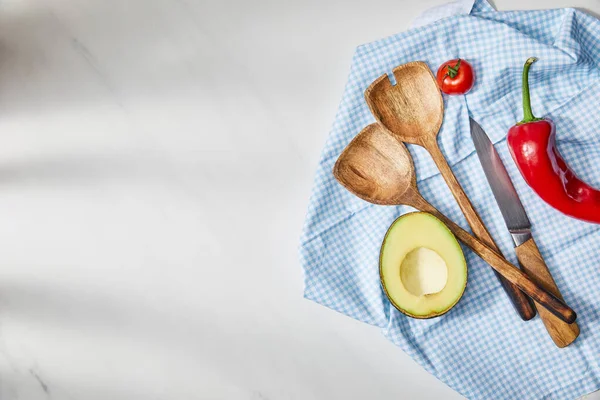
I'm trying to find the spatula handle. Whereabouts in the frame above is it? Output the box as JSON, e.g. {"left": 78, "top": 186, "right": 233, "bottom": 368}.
{"left": 413, "top": 196, "right": 577, "bottom": 324}
{"left": 426, "top": 141, "right": 536, "bottom": 321}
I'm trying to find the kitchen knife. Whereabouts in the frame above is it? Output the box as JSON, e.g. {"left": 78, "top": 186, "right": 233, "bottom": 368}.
{"left": 469, "top": 118, "right": 579, "bottom": 347}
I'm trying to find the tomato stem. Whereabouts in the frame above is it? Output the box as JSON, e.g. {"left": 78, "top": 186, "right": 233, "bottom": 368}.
{"left": 520, "top": 57, "right": 542, "bottom": 124}
{"left": 447, "top": 59, "right": 461, "bottom": 78}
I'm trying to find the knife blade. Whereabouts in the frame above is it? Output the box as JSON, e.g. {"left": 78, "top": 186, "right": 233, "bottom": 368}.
{"left": 469, "top": 118, "right": 532, "bottom": 247}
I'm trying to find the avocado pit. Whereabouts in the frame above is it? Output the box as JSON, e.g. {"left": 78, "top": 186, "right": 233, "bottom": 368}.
{"left": 400, "top": 247, "right": 448, "bottom": 297}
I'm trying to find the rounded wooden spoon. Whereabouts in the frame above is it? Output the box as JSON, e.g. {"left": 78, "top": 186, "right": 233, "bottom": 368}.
{"left": 333, "top": 123, "right": 576, "bottom": 324}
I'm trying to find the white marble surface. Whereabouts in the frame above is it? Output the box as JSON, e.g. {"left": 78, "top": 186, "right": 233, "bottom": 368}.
{"left": 0, "top": 0, "right": 599, "bottom": 399}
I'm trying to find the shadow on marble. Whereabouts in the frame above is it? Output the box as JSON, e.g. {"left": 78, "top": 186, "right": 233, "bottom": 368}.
{"left": 0, "top": 153, "right": 172, "bottom": 186}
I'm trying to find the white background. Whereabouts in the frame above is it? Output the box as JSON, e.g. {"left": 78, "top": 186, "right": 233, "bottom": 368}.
{"left": 0, "top": 0, "right": 598, "bottom": 399}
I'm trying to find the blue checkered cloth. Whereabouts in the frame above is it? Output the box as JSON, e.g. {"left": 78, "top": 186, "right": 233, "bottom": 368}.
{"left": 299, "top": 0, "right": 600, "bottom": 398}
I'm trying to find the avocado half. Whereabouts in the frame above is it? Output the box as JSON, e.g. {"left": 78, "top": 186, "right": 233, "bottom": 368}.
{"left": 380, "top": 212, "right": 468, "bottom": 319}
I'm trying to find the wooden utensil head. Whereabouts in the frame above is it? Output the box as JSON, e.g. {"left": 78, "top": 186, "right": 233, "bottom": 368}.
{"left": 333, "top": 123, "right": 419, "bottom": 206}
{"left": 365, "top": 62, "right": 443, "bottom": 146}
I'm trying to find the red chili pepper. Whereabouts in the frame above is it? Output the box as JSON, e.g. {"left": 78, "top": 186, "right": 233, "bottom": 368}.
{"left": 507, "top": 57, "right": 600, "bottom": 224}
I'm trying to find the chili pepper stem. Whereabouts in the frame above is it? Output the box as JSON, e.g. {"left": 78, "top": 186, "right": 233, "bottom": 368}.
{"left": 519, "top": 57, "right": 542, "bottom": 124}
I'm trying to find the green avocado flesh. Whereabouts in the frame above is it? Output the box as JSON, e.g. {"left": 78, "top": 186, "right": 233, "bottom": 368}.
{"left": 380, "top": 212, "right": 467, "bottom": 318}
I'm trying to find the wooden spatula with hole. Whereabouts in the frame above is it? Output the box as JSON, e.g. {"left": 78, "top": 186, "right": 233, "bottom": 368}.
{"left": 333, "top": 123, "right": 576, "bottom": 324}
{"left": 365, "top": 61, "right": 536, "bottom": 322}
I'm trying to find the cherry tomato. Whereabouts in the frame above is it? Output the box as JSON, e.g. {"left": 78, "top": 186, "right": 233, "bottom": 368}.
{"left": 436, "top": 59, "right": 474, "bottom": 95}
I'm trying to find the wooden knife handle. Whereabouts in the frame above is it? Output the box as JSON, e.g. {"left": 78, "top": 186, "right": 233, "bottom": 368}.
{"left": 515, "top": 238, "right": 579, "bottom": 347}
{"left": 428, "top": 143, "right": 536, "bottom": 321}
